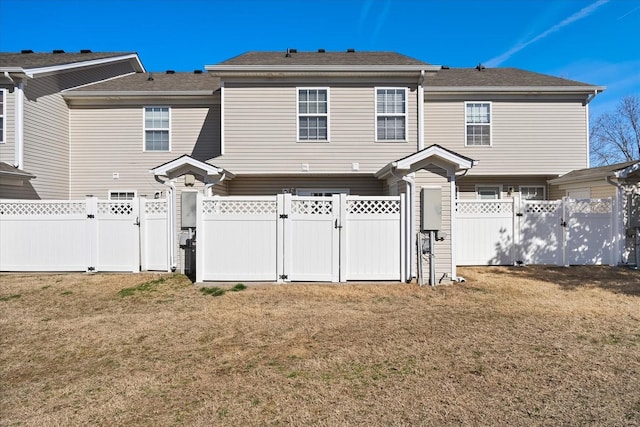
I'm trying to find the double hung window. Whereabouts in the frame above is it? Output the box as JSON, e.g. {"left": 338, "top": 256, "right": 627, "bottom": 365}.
{"left": 298, "top": 89, "right": 328, "bottom": 141}
{"left": 519, "top": 186, "right": 545, "bottom": 200}
{"left": 376, "top": 88, "right": 407, "bottom": 141}
{"left": 465, "top": 102, "right": 491, "bottom": 146}
{"left": 144, "top": 107, "right": 170, "bottom": 151}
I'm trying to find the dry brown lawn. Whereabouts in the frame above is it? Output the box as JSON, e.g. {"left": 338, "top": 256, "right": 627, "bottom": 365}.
{"left": 1, "top": 266, "right": 639, "bottom": 426}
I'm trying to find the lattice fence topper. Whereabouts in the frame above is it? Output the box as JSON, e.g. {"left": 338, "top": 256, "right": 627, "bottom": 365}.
{"left": 97, "top": 201, "right": 134, "bottom": 216}
{"left": 456, "top": 201, "right": 513, "bottom": 215}
{"left": 144, "top": 200, "right": 168, "bottom": 215}
{"left": 347, "top": 199, "right": 400, "bottom": 215}
{"left": 524, "top": 201, "right": 561, "bottom": 214}
{"left": 202, "top": 199, "right": 277, "bottom": 215}
{"left": 0, "top": 201, "right": 86, "bottom": 216}
{"left": 568, "top": 199, "right": 612, "bottom": 215}
{"left": 291, "top": 199, "right": 333, "bottom": 215}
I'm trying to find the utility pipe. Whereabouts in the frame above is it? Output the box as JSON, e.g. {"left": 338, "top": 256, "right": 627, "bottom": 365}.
{"left": 417, "top": 70, "right": 425, "bottom": 151}
{"left": 14, "top": 81, "right": 24, "bottom": 169}
{"left": 401, "top": 173, "right": 416, "bottom": 282}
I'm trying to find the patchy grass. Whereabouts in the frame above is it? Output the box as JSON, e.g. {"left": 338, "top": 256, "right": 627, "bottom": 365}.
{"left": 1, "top": 267, "right": 639, "bottom": 426}
{"left": 200, "top": 283, "right": 247, "bottom": 297}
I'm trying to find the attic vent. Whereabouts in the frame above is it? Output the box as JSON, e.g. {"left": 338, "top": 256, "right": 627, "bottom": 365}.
{"left": 285, "top": 48, "right": 297, "bottom": 57}
{"left": 441, "top": 65, "right": 450, "bottom": 70}
{"left": 80, "top": 49, "right": 92, "bottom": 54}
{"left": 193, "top": 70, "right": 203, "bottom": 74}
{"left": 21, "top": 50, "right": 33, "bottom": 54}
{"left": 147, "top": 72, "right": 154, "bottom": 81}
{"left": 52, "top": 49, "right": 65, "bottom": 54}
{"left": 476, "top": 63, "right": 486, "bottom": 71}
{"left": 347, "top": 48, "right": 355, "bottom": 53}
{"left": 318, "top": 48, "right": 325, "bottom": 53}
{"left": 166, "top": 70, "right": 175, "bottom": 74}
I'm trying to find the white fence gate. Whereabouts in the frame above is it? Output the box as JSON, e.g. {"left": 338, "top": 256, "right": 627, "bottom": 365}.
{"left": 0, "top": 197, "right": 169, "bottom": 272}
{"left": 456, "top": 197, "right": 616, "bottom": 266}
{"left": 196, "top": 193, "right": 405, "bottom": 282}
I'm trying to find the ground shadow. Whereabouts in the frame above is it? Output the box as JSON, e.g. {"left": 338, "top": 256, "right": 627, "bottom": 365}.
{"left": 487, "top": 265, "right": 640, "bottom": 297}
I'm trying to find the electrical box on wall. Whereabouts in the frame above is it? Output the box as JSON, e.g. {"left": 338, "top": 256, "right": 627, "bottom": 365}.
{"left": 421, "top": 187, "right": 442, "bottom": 231}
{"left": 181, "top": 192, "right": 197, "bottom": 228}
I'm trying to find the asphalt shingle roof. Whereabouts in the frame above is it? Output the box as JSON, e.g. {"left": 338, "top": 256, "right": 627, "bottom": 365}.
{"left": 0, "top": 51, "right": 136, "bottom": 69}
{"left": 216, "top": 51, "right": 429, "bottom": 66}
{"left": 424, "top": 67, "right": 595, "bottom": 87}
{"left": 550, "top": 161, "right": 639, "bottom": 183}
{"left": 71, "top": 71, "right": 220, "bottom": 92}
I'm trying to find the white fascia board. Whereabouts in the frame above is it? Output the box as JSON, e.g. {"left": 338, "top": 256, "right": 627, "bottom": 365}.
{"left": 424, "top": 86, "right": 606, "bottom": 94}
{"left": 395, "top": 147, "right": 475, "bottom": 170}
{"left": 206, "top": 65, "right": 441, "bottom": 72}
{"left": 150, "top": 156, "right": 223, "bottom": 178}
{"left": 22, "top": 54, "right": 145, "bottom": 78}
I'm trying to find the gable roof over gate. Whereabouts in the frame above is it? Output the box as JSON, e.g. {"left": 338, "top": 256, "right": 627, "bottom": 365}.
{"left": 375, "top": 145, "right": 476, "bottom": 179}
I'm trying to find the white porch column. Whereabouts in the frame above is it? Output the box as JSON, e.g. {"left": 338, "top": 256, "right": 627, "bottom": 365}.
{"left": 14, "top": 81, "right": 24, "bottom": 169}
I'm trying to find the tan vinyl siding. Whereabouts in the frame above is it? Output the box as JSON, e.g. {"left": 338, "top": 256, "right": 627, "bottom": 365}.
{"left": 69, "top": 104, "right": 221, "bottom": 199}
{"left": 456, "top": 176, "right": 552, "bottom": 199}
{"left": 227, "top": 175, "right": 384, "bottom": 196}
{"left": 425, "top": 98, "right": 588, "bottom": 176}
{"left": 19, "top": 61, "right": 138, "bottom": 199}
{"left": 0, "top": 89, "right": 14, "bottom": 163}
{"left": 589, "top": 184, "right": 616, "bottom": 199}
{"left": 414, "top": 167, "right": 452, "bottom": 281}
{"left": 219, "top": 81, "right": 418, "bottom": 174}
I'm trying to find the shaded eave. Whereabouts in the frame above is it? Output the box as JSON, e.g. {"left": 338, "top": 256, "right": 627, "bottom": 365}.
{"left": 63, "top": 90, "right": 217, "bottom": 102}
{"left": 0, "top": 162, "right": 35, "bottom": 179}
{"left": 424, "top": 85, "right": 605, "bottom": 94}
{"left": 375, "top": 145, "right": 476, "bottom": 179}
{"left": 1, "top": 53, "right": 145, "bottom": 79}
{"left": 150, "top": 155, "right": 235, "bottom": 180}
{"left": 548, "top": 161, "right": 640, "bottom": 185}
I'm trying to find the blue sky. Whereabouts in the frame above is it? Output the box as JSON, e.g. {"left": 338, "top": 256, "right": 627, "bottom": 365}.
{"left": 1, "top": 0, "right": 638, "bottom": 117}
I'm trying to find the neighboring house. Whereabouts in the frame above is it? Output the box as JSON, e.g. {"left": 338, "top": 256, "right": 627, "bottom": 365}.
{"left": 0, "top": 49, "right": 605, "bottom": 280}
{"left": 0, "top": 50, "right": 144, "bottom": 199}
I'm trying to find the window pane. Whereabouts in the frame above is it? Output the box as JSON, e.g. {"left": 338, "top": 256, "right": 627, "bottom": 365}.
{"left": 0, "top": 117, "right": 3, "bottom": 142}
{"left": 145, "top": 130, "right": 169, "bottom": 151}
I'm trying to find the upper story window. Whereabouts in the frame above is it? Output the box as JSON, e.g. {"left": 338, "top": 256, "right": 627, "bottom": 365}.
{"left": 298, "top": 88, "right": 328, "bottom": 141}
{"left": 144, "top": 107, "right": 170, "bottom": 151}
{"left": 520, "top": 186, "right": 545, "bottom": 200}
{"left": 0, "top": 89, "right": 5, "bottom": 144}
{"left": 465, "top": 102, "right": 491, "bottom": 146}
{"left": 376, "top": 88, "right": 407, "bottom": 141}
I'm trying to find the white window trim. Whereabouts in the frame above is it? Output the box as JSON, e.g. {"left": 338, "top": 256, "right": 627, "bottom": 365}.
{"left": 296, "top": 188, "right": 349, "bottom": 196}
{"left": 375, "top": 87, "right": 408, "bottom": 142}
{"left": 0, "top": 88, "right": 5, "bottom": 144}
{"left": 464, "top": 101, "right": 492, "bottom": 147}
{"left": 108, "top": 190, "right": 137, "bottom": 200}
{"left": 519, "top": 185, "right": 546, "bottom": 200}
{"left": 143, "top": 106, "right": 171, "bottom": 152}
{"left": 296, "top": 87, "right": 330, "bottom": 142}
{"left": 475, "top": 184, "right": 502, "bottom": 199}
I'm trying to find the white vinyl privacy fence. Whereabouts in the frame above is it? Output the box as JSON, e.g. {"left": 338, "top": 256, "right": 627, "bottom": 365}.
{"left": 196, "top": 193, "right": 405, "bottom": 282}
{"left": 456, "top": 197, "right": 618, "bottom": 266}
{"left": 0, "top": 197, "right": 169, "bottom": 272}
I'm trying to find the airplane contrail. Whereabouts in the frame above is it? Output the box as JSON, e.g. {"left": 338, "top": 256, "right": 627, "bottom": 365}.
{"left": 485, "top": 0, "right": 610, "bottom": 67}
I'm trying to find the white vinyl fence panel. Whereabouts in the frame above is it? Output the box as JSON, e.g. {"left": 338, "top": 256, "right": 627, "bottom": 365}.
{"left": 0, "top": 200, "right": 89, "bottom": 271}
{"left": 0, "top": 197, "right": 167, "bottom": 272}
{"left": 344, "top": 196, "right": 404, "bottom": 281}
{"left": 196, "top": 193, "right": 404, "bottom": 283}
{"left": 197, "top": 196, "right": 279, "bottom": 281}
{"left": 456, "top": 197, "right": 616, "bottom": 266}
{"left": 455, "top": 200, "right": 514, "bottom": 266}
{"left": 140, "top": 198, "right": 169, "bottom": 271}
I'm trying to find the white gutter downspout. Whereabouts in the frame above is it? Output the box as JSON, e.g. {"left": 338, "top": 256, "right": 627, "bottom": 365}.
{"left": 401, "top": 173, "right": 416, "bottom": 282}
{"left": 417, "top": 70, "right": 425, "bottom": 151}
{"left": 155, "top": 175, "right": 177, "bottom": 272}
{"left": 204, "top": 171, "right": 226, "bottom": 196}
{"left": 14, "top": 80, "right": 25, "bottom": 169}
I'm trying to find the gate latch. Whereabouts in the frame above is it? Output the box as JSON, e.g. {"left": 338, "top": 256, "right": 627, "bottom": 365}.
{"left": 334, "top": 219, "right": 342, "bottom": 229}
{"left": 560, "top": 219, "right": 567, "bottom": 227}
